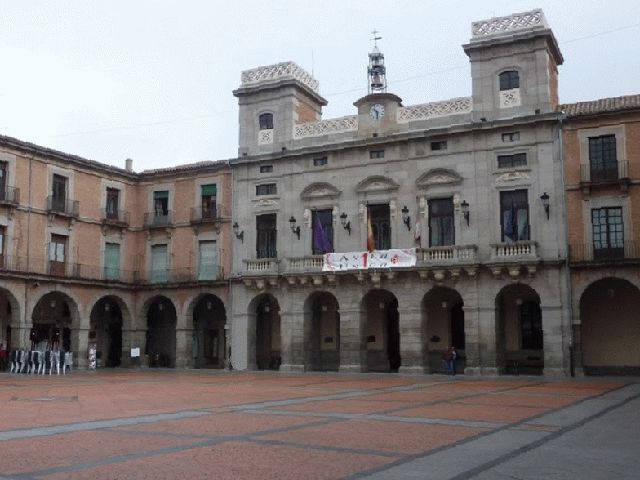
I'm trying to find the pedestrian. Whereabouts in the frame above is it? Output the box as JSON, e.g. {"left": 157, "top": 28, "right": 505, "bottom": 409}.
{"left": 0, "top": 342, "right": 6, "bottom": 371}
{"left": 442, "top": 346, "right": 457, "bottom": 376}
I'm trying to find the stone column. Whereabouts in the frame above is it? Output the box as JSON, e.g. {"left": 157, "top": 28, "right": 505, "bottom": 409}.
{"left": 571, "top": 321, "right": 584, "bottom": 376}
{"left": 175, "top": 327, "right": 193, "bottom": 368}
{"left": 280, "top": 309, "right": 305, "bottom": 373}
{"left": 232, "top": 312, "right": 251, "bottom": 371}
{"left": 10, "top": 322, "right": 32, "bottom": 350}
{"left": 398, "top": 306, "right": 425, "bottom": 374}
{"left": 339, "top": 307, "right": 364, "bottom": 372}
{"left": 71, "top": 327, "right": 90, "bottom": 369}
{"left": 462, "top": 305, "right": 481, "bottom": 375}
{"left": 541, "top": 305, "right": 566, "bottom": 377}
{"left": 477, "top": 305, "right": 499, "bottom": 375}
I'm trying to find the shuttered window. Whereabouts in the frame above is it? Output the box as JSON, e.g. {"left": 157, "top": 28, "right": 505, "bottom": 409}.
{"left": 198, "top": 241, "right": 218, "bottom": 280}
{"left": 151, "top": 244, "right": 168, "bottom": 283}
{"left": 104, "top": 243, "right": 120, "bottom": 280}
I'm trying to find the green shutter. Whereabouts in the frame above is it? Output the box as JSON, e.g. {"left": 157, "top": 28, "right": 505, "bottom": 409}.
{"left": 151, "top": 244, "right": 168, "bottom": 283}
{"left": 198, "top": 241, "right": 217, "bottom": 280}
{"left": 105, "top": 243, "right": 120, "bottom": 280}
{"left": 153, "top": 190, "right": 169, "bottom": 200}
{"left": 201, "top": 184, "right": 217, "bottom": 196}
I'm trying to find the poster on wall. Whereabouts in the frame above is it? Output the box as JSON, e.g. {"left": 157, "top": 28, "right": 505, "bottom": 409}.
{"left": 88, "top": 342, "right": 97, "bottom": 370}
{"left": 323, "top": 248, "right": 416, "bottom": 272}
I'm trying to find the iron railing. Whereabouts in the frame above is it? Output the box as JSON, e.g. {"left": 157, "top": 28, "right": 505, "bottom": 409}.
{"left": 46, "top": 196, "right": 79, "bottom": 217}
{"left": 580, "top": 160, "right": 629, "bottom": 183}
{"left": 134, "top": 266, "right": 225, "bottom": 284}
{"left": 102, "top": 208, "right": 130, "bottom": 225}
{"left": 190, "top": 203, "right": 229, "bottom": 223}
{"left": 569, "top": 241, "right": 640, "bottom": 263}
{"left": 143, "top": 210, "right": 174, "bottom": 228}
{"left": 0, "top": 185, "right": 20, "bottom": 205}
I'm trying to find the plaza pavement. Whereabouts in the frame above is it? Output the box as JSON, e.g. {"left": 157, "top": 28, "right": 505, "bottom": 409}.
{"left": 0, "top": 370, "right": 637, "bottom": 479}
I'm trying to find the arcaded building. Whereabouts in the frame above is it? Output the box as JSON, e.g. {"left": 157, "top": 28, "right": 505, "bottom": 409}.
{"left": 229, "top": 9, "right": 571, "bottom": 376}
{"left": 562, "top": 95, "right": 640, "bottom": 375}
{"left": 0, "top": 138, "right": 232, "bottom": 369}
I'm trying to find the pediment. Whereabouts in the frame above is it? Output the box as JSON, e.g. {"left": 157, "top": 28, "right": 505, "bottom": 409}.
{"left": 495, "top": 171, "right": 531, "bottom": 184}
{"left": 300, "top": 182, "right": 341, "bottom": 200}
{"left": 416, "top": 169, "right": 462, "bottom": 189}
{"left": 356, "top": 176, "right": 399, "bottom": 194}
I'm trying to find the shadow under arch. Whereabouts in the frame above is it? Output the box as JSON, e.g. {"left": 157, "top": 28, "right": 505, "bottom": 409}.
{"left": 190, "top": 293, "right": 227, "bottom": 369}
{"left": 495, "top": 283, "right": 543, "bottom": 375}
{"left": 422, "top": 286, "right": 464, "bottom": 373}
{"left": 31, "top": 291, "right": 81, "bottom": 352}
{"left": 303, "top": 291, "right": 340, "bottom": 372}
{"left": 0, "top": 286, "right": 20, "bottom": 350}
{"left": 89, "top": 295, "right": 131, "bottom": 367}
{"left": 361, "top": 289, "right": 400, "bottom": 372}
{"left": 248, "top": 293, "right": 280, "bottom": 371}
{"left": 145, "top": 295, "right": 177, "bottom": 368}
{"left": 579, "top": 277, "right": 640, "bottom": 375}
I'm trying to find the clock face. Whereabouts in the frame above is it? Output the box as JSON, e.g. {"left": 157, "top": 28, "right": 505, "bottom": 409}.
{"left": 369, "top": 103, "right": 385, "bottom": 120}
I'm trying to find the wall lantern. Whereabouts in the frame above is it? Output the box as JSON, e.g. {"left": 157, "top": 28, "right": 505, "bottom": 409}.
{"left": 232, "top": 222, "right": 244, "bottom": 243}
{"left": 540, "top": 192, "right": 550, "bottom": 219}
{"left": 289, "top": 216, "right": 301, "bottom": 240}
{"left": 401, "top": 205, "right": 411, "bottom": 231}
{"left": 104, "top": 302, "right": 111, "bottom": 312}
{"left": 264, "top": 302, "right": 271, "bottom": 313}
{"left": 339, "top": 212, "right": 351, "bottom": 235}
{"left": 461, "top": 200, "right": 470, "bottom": 226}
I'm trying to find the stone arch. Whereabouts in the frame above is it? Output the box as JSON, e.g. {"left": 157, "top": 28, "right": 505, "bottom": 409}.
{"left": 579, "top": 277, "right": 640, "bottom": 375}
{"left": 572, "top": 271, "right": 640, "bottom": 318}
{"left": 189, "top": 293, "right": 227, "bottom": 369}
{"left": 422, "top": 286, "right": 464, "bottom": 373}
{"left": 86, "top": 292, "right": 133, "bottom": 331}
{"left": 495, "top": 283, "right": 543, "bottom": 375}
{"left": 0, "top": 285, "right": 21, "bottom": 350}
{"left": 303, "top": 291, "right": 340, "bottom": 371}
{"left": 248, "top": 293, "right": 281, "bottom": 370}
{"left": 89, "top": 295, "right": 129, "bottom": 368}
{"left": 144, "top": 295, "right": 177, "bottom": 368}
{"left": 30, "top": 290, "right": 81, "bottom": 353}
{"left": 361, "top": 289, "right": 400, "bottom": 372}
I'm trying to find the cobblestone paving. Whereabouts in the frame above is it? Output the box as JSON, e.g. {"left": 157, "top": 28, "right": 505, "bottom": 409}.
{"left": 0, "top": 371, "right": 629, "bottom": 479}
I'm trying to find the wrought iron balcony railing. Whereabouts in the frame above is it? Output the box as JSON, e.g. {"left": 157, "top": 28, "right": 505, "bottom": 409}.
{"left": 190, "top": 203, "right": 229, "bottom": 223}
{"left": 580, "top": 160, "right": 629, "bottom": 184}
{"left": 0, "top": 185, "right": 20, "bottom": 205}
{"left": 143, "top": 210, "right": 174, "bottom": 228}
{"left": 134, "top": 266, "right": 225, "bottom": 284}
{"left": 102, "top": 208, "right": 130, "bottom": 226}
{"left": 569, "top": 241, "right": 640, "bottom": 263}
{"left": 47, "top": 196, "right": 79, "bottom": 217}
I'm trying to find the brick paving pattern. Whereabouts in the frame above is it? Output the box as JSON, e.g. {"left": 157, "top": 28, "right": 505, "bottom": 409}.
{"left": 0, "top": 371, "right": 624, "bottom": 479}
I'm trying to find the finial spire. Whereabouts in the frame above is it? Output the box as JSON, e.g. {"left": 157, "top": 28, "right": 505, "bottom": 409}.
{"left": 368, "top": 30, "right": 386, "bottom": 93}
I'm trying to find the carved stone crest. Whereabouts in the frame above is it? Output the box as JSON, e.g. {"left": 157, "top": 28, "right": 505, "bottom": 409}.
{"left": 356, "top": 175, "right": 399, "bottom": 193}
{"left": 416, "top": 169, "right": 463, "bottom": 189}
{"left": 300, "top": 182, "right": 341, "bottom": 200}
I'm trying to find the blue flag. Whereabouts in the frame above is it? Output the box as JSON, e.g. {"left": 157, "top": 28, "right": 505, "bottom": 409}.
{"left": 313, "top": 216, "right": 332, "bottom": 254}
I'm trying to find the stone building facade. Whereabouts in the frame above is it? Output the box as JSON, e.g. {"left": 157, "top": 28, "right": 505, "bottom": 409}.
{"left": 562, "top": 95, "right": 640, "bottom": 375}
{"left": 0, "top": 138, "right": 232, "bottom": 369}
{"left": 229, "top": 9, "right": 571, "bottom": 376}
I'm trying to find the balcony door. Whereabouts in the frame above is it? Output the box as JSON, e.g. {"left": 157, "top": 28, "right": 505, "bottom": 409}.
{"left": 0, "top": 225, "right": 5, "bottom": 268}
{"left": 151, "top": 244, "right": 168, "bottom": 282}
{"left": 106, "top": 188, "right": 120, "bottom": 220}
{"left": 52, "top": 174, "right": 67, "bottom": 212}
{"left": 49, "top": 234, "right": 67, "bottom": 276}
{"left": 200, "top": 185, "right": 217, "bottom": 220}
{"left": 500, "top": 190, "right": 529, "bottom": 242}
{"left": 589, "top": 135, "right": 617, "bottom": 182}
{"left": 0, "top": 162, "right": 7, "bottom": 200}
{"left": 592, "top": 207, "right": 624, "bottom": 260}
{"left": 368, "top": 204, "right": 391, "bottom": 250}
{"left": 428, "top": 198, "right": 454, "bottom": 247}
{"left": 104, "top": 243, "right": 121, "bottom": 280}
{"left": 256, "top": 214, "right": 277, "bottom": 259}
{"left": 198, "top": 240, "right": 218, "bottom": 280}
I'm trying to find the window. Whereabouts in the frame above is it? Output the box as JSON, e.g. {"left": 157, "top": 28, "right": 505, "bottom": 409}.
{"left": 428, "top": 198, "right": 454, "bottom": 247}
{"left": 198, "top": 240, "right": 218, "bottom": 280}
{"left": 151, "top": 244, "right": 168, "bottom": 283}
{"left": 259, "top": 113, "right": 273, "bottom": 130}
{"left": 589, "top": 135, "right": 617, "bottom": 181}
{"left": 369, "top": 150, "right": 385, "bottom": 159}
{"left": 592, "top": 207, "right": 624, "bottom": 260}
{"left": 430, "top": 141, "right": 447, "bottom": 151}
{"left": 0, "top": 161, "right": 7, "bottom": 199}
{"left": 500, "top": 190, "right": 529, "bottom": 242}
{"left": 106, "top": 188, "right": 120, "bottom": 220}
{"left": 0, "top": 225, "right": 5, "bottom": 267}
{"left": 368, "top": 204, "right": 391, "bottom": 250}
{"left": 259, "top": 165, "right": 273, "bottom": 173}
{"left": 200, "top": 184, "right": 217, "bottom": 219}
{"left": 313, "top": 156, "right": 328, "bottom": 166}
{"left": 502, "top": 132, "right": 520, "bottom": 142}
{"left": 497, "top": 153, "right": 527, "bottom": 169}
{"left": 499, "top": 70, "right": 520, "bottom": 90}
{"left": 49, "top": 234, "right": 67, "bottom": 276}
{"left": 51, "top": 174, "right": 67, "bottom": 212}
{"left": 104, "top": 243, "right": 120, "bottom": 280}
{"left": 520, "top": 301, "right": 543, "bottom": 350}
{"left": 311, "top": 209, "right": 334, "bottom": 254}
{"left": 256, "top": 214, "right": 277, "bottom": 258}
{"left": 256, "top": 183, "right": 277, "bottom": 196}
{"left": 153, "top": 191, "right": 169, "bottom": 223}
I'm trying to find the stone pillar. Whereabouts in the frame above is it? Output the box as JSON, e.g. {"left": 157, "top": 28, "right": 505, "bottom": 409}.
{"left": 121, "top": 328, "right": 143, "bottom": 367}
{"left": 280, "top": 309, "right": 305, "bottom": 373}
{"left": 398, "top": 306, "right": 425, "bottom": 374}
{"left": 339, "top": 307, "right": 364, "bottom": 372}
{"left": 462, "top": 305, "right": 481, "bottom": 375}
{"left": 571, "top": 321, "right": 584, "bottom": 376}
{"left": 541, "top": 305, "right": 566, "bottom": 377}
{"left": 477, "top": 305, "right": 499, "bottom": 375}
{"left": 232, "top": 312, "right": 251, "bottom": 370}
{"left": 10, "top": 323, "right": 32, "bottom": 350}
{"left": 175, "top": 327, "right": 192, "bottom": 368}
{"left": 71, "top": 327, "right": 90, "bottom": 369}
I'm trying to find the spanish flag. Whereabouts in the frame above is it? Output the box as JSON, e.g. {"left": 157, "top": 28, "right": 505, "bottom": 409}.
{"left": 367, "top": 212, "right": 375, "bottom": 252}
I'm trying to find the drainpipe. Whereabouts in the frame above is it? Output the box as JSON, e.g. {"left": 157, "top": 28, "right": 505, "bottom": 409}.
{"left": 226, "top": 162, "right": 234, "bottom": 370}
{"left": 558, "top": 113, "right": 575, "bottom": 377}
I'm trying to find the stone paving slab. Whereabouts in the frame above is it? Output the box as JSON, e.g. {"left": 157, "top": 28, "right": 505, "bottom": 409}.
{"left": 0, "top": 371, "right": 631, "bottom": 480}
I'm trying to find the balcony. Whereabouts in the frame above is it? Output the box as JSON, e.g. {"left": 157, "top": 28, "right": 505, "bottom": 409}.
{"left": 285, "top": 256, "right": 324, "bottom": 273}
{"left": 133, "top": 266, "right": 225, "bottom": 284}
{"left": 47, "top": 260, "right": 80, "bottom": 277}
{"left": 101, "top": 208, "right": 130, "bottom": 227}
{"left": 569, "top": 241, "right": 640, "bottom": 265}
{"left": 491, "top": 241, "right": 538, "bottom": 261}
{"left": 580, "top": 160, "right": 630, "bottom": 194}
{"left": 417, "top": 245, "right": 477, "bottom": 265}
{"left": 243, "top": 258, "right": 279, "bottom": 275}
{"left": 190, "top": 204, "right": 229, "bottom": 226}
{"left": 143, "top": 211, "right": 174, "bottom": 229}
{"left": 0, "top": 185, "right": 20, "bottom": 206}
{"left": 47, "top": 196, "right": 79, "bottom": 218}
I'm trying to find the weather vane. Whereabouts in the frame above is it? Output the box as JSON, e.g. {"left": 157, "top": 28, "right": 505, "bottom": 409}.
{"left": 371, "top": 30, "right": 382, "bottom": 47}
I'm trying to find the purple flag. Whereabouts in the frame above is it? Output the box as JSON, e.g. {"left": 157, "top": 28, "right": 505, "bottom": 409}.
{"left": 313, "top": 216, "right": 332, "bottom": 254}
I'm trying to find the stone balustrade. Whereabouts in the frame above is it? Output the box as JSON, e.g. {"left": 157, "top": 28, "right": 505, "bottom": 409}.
{"left": 491, "top": 241, "right": 538, "bottom": 260}
{"left": 293, "top": 115, "right": 358, "bottom": 139}
{"left": 286, "top": 256, "right": 324, "bottom": 271}
{"left": 417, "top": 245, "right": 478, "bottom": 264}
{"left": 397, "top": 98, "right": 472, "bottom": 123}
{"left": 243, "top": 258, "right": 279, "bottom": 274}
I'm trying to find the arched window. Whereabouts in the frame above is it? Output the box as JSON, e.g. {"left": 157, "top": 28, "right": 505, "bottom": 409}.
{"left": 499, "top": 71, "right": 520, "bottom": 91}
{"left": 259, "top": 113, "right": 273, "bottom": 130}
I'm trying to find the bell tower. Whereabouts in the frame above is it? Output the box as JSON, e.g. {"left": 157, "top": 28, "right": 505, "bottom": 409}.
{"left": 368, "top": 30, "right": 387, "bottom": 94}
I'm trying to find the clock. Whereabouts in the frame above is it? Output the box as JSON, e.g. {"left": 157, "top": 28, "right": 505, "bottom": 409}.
{"left": 369, "top": 103, "right": 385, "bottom": 120}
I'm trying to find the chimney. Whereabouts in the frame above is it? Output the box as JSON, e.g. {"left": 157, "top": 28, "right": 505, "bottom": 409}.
{"left": 125, "top": 158, "right": 133, "bottom": 172}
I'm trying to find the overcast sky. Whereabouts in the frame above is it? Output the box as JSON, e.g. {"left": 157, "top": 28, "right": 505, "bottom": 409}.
{"left": 1, "top": 1, "right": 638, "bottom": 172}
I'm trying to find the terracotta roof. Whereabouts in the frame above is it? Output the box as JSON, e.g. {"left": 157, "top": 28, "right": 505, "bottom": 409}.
{"left": 141, "top": 159, "right": 229, "bottom": 175}
{"left": 561, "top": 94, "right": 640, "bottom": 117}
